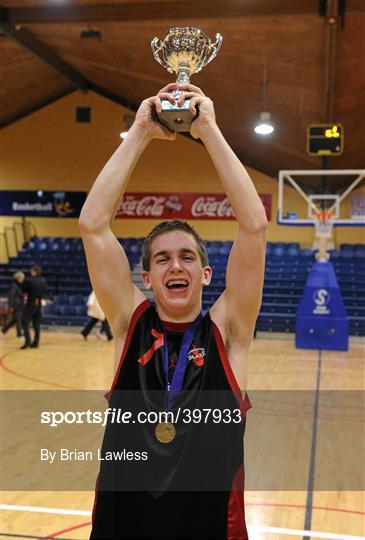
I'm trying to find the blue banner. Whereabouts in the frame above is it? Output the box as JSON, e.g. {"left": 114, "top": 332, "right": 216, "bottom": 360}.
{"left": 0, "top": 191, "right": 86, "bottom": 218}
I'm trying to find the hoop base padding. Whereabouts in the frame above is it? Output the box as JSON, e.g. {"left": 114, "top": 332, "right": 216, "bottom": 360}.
{"left": 295, "top": 262, "right": 348, "bottom": 351}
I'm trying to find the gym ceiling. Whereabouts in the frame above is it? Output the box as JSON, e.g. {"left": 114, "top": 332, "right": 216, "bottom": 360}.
{"left": 0, "top": 0, "right": 364, "bottom": 190}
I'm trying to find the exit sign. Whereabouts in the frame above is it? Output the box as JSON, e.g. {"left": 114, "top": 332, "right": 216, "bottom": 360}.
{"left": 307, "top": 124, "right": 344, "bottom": 156}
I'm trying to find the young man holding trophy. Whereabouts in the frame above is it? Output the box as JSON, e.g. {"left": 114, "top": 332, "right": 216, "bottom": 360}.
{"left": 80, "top": 28, "right": 266, "bottom": 540}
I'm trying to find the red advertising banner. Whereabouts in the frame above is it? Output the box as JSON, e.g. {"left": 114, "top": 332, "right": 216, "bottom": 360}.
{"left": 116, "top": 193, "right": 272, "bottom": 221}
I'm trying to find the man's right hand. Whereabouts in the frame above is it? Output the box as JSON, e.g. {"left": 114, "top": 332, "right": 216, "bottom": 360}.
{"left": 132, "top": 83, "right": 179, "bottom": 141}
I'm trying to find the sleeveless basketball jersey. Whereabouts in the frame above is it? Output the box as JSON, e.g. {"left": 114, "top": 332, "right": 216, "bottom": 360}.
{"left": 91, "top": 299, "right": 251, "bottom": 539}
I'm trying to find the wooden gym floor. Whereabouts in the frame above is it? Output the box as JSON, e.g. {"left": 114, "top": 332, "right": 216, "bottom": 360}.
{"left": 1, "top": 328, "right": 364, "bottom": 540}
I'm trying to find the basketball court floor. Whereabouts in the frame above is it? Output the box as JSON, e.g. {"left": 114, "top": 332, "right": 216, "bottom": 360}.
{"left": 1, "top": 329, "right": 364, "bottom": 540}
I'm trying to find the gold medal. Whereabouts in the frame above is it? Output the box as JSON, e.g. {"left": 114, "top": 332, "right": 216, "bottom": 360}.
{"left": 155, "top": 421, "right": 176, "bottom": 443}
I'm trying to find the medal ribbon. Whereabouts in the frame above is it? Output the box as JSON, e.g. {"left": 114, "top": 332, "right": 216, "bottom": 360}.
{"left": 163, "top": 311, "right": 202, "bottom": 410}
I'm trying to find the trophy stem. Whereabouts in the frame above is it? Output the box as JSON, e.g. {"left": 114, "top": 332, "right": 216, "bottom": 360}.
{"left": 176, "top": 68, "right": 191, "bottom": 86}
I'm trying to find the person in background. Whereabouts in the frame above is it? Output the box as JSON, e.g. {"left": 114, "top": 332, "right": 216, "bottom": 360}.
{"left": 2, "top": 271, "right": 25, "bottom": 338}
{"left": 20, "top": 265, "right": 48, "bottom": 350}
{"left": 81, "top": 290, "right": 113, "bottom": 341}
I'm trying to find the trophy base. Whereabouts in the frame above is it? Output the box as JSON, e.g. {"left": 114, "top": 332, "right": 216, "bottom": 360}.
{"left": 156, "top": 99, "right": 195, "bottom": 132}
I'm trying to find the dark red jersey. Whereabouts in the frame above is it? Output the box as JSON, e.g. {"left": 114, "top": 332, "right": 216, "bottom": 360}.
{"left": 91, "top": 299, "right": 251, "bottom": 539}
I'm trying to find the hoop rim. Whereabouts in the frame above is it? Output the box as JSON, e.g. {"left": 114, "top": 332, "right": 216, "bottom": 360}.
{"left": 313, "top": 208, "right": 336, "bottom": 224}
{"left": 313, "top": 209, "right": 335, "bottom": 238}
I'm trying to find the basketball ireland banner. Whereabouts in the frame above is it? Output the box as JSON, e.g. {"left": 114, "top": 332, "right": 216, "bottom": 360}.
{"left": 0, "top": 191, "right": 86, "bottom": 217}
{"left": 116, "top": 193, "right": 272, "bottom": 221}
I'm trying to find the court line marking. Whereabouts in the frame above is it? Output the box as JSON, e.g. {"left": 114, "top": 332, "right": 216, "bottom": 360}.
{"left": 0, "top": 505, "right": 90, "bottom": 516}
{"left": 247, "top": 525, "right": 365, "bottom": 539}
{"left": 2, "top": 501, "right": 364, "bottom": 516}
{"left": 0, "top": 531, "right": 84, "bottom": 540}
{"left": 0, "top": 352, "right": 80, "bottom": 390}
{"left": 1, "top": 505, "right": 364, "bottom": 539}
{"left": 245, "top": 501, "right": 365, "bottom": 516}
{"left": 303, "top": 349, "right": 322, "bottom": 539}
{"left": 46, "top": 520, "right": 91, "bottom": 539}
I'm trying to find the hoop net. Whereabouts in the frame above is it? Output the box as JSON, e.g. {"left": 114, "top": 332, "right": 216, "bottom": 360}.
{"left": 313, "top": 208, "right": 336, "bottom": 239}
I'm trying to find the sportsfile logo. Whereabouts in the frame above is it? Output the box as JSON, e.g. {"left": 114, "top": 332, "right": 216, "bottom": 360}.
{"left": 313, "top": 288, "right": 331, "bottom": 315}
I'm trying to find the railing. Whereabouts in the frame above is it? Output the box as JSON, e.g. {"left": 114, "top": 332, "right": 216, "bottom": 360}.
{"left": 0, "top": 218, "right": 37, "bottom": 263}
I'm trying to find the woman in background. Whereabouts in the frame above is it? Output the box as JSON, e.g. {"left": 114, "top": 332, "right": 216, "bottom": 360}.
{"left": 81, "top": 290, "right": 113, "bottom": 341}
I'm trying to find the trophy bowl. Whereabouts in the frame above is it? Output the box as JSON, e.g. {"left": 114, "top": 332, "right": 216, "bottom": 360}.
{"left": 151, "top": 27, "right": 223, "bottom": 132}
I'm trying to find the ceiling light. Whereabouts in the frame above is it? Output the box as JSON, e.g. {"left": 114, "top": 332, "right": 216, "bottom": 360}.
{"left": 254, "top": 111, "right": 274, "bottom": 135}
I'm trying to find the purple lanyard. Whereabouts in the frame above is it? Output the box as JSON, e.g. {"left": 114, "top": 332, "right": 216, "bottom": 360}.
{"left": 163, "top": 312, "right": 202, "bottom": 410}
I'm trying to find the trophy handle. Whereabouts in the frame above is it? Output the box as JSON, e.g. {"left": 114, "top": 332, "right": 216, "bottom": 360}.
{"left": 197, "top": 33, "right": 223, "bottom": 72}
{"left": 151, "top": 37, "right": 174, "bottom": 74}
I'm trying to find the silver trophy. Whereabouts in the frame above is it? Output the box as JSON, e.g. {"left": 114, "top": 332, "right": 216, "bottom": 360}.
{"left": 151, "top": 27, "right": 223, "bottom": 132}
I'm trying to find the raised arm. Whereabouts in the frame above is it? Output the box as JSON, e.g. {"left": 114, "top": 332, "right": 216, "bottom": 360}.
{"left": 78, "top": 85, "right": 177, "bottom": 337}
{"left": 179, "top": 84, "right": 268, "bottom": 344}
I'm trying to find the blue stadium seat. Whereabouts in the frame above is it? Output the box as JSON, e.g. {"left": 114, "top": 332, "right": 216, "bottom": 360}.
{"left": 207, "top": 245, "right": 220, "bottom": 256}
{"left": 340, "top": 250, "right": 354, "bottom": 259}
{"left": 53, "top": 293, "right": 68, "bottom": 304}
{"left": 44, "top": 304, "right": 60, "bottom": 315}
{"left": 68, "top": 294, "right": 85, "bottom": 305}
{"left": 300, "top": 249, "right": 314, "bottom": 258}
{"left": 36, "top": 242, "right": 48, "bottom": 252}
{"left": 129, "top": 244, "right": 140, "bottom": 254}
{"left": 272, "top": 247, "right": 285, "bottom": 257}
{"left": 59, "top": 305, "right": 76, "bottom": 316}
{"left": 329, "top": 250, "right": 340, "bottom": 259}
{"left": 218, "top": 245, "right": 231, "bottom": 256}
{"left": 58, "top": 243, "right": 71, "bottom": 253}
{"left": 74, "top": 305, "right": 87, "bottom": 316}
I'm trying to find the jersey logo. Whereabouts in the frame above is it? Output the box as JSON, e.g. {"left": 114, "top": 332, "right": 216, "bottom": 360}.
{"left": 137, "top": 329, "right": 164, "bottom": 366}
{"left": 169, "top": 351, "right": 177, "bottom": 370}
{"left": 188, "top": 345, "right": 206, "bottom": 367}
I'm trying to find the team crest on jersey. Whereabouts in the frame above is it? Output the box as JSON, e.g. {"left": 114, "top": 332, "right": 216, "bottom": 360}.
{"left": 188, "top": 345, "right": 206, "bottom": 366}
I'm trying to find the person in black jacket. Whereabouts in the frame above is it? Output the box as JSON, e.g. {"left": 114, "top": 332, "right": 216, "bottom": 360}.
{"left": 2, "top": 271, "right": 25, "bottom": 337}
{"left": 20, "top": 265, "right": 48, "bottom": 350}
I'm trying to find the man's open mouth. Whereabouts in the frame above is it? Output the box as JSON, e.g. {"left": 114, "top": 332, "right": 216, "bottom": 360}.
{"left": 165, "top": 279, "right": 189, "bottom": 290}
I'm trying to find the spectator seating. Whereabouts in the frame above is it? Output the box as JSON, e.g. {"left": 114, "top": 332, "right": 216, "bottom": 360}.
{"left": 0, "top": 236, "right": 142, "bottom": 326}
{"left": 0, "top": 237, "right": 364, "bottom": 336}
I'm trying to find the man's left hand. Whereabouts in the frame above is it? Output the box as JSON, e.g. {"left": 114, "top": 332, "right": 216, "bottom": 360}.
{"left": 174, "top": 84, "right": 216, "bottom": 139}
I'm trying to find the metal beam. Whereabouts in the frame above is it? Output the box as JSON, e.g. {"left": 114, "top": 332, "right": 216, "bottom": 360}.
{"left": 1, "top": 23, "right": 91, "bottom": 91}
{"left": 324, "top": 0, "right": 339, "bottom": 122}
{"left": 2, "top": 1, "right": 319, "bottom": 25}
{"left": 91, "top": 83, "right": 140, "bottom": 113}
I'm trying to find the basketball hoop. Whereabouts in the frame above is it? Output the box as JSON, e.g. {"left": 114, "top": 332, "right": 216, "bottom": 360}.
{"left": 313, "top": 209, "right": 335, "bottom": 239}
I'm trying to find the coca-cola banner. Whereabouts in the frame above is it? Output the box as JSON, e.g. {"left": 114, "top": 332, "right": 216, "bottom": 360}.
{"left": 116, "top": 193, "right": 272, "bottom": 221}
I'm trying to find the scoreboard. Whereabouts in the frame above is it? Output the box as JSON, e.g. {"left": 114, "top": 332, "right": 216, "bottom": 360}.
{"left": 307, "top": 123, "right": 344, "bottom": 156}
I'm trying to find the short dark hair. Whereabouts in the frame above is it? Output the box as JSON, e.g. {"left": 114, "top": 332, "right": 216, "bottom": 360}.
{"left": 31, "top": 265, "right": 42, "bottom": 276}
{"left": 141, "top": 220, "right": 209, "bottom": 271}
